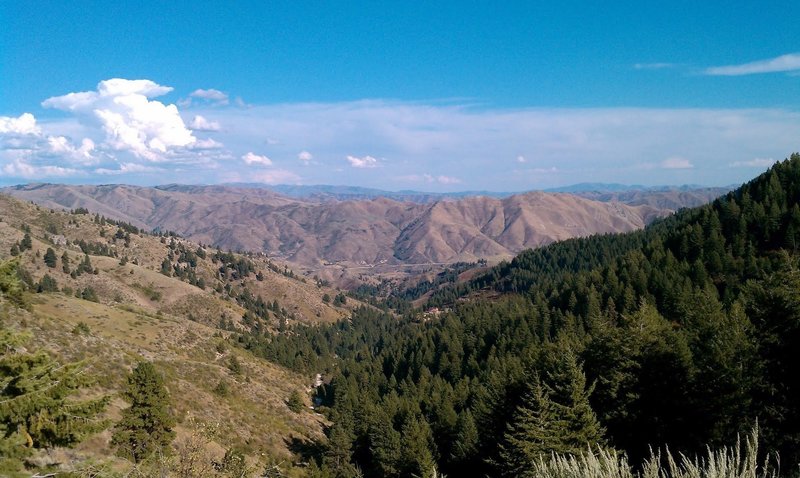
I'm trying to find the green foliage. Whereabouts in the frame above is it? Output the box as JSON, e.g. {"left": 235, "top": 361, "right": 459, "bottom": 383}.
{"left": 72, "top": 321, "right": 91, "bottom": 336}
{"left": 61, "top": 251, "right": 70, "bottom": 274}
{"left": 0, "top": 260, "right": 27, "bottom": 308}
{"left": 0, "top": 329, "right": 109, "bottom": 473}
{"left": 243, "top": 155, "right": 800, "bottom": 475}
{"left": 43, "top": 247, "right": 57, "bottom": 268}
{"left": 497, "top": 348, "right": 604, "bottom": 477}
{"left": 111, "top": 361, "right": 176, "bottom": 463}
{"left": 19, "top": 233, "right": 32, "bottom": 251}
{"left": 287, "top": 390, "right": 305, "bottom": 413}
{"left": 227, "top": 355, "right": 243, "bottom": 375}
{"left": 36, "top": 274, "right": 58, "bottom": 293}
{"left": 333, "top": 292, "right": 347, "bottom": 306}
{"left": 213, "top": 380, "right": 230, "bottom": 397}
{"left": 219, "top": 447, "right": 250, "bottom": 477}
{"left": 79, "top": 286, "right": 98, "bottom": 302}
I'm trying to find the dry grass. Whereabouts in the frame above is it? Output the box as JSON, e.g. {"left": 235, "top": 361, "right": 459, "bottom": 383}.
{"left": 527, "top": 427, "right": 782, "bottom": 478}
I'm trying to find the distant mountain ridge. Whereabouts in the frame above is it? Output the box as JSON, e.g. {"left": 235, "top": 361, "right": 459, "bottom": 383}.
{"left": 226, "top": 182, "right": 731, "bottom": 203}
{"left": 2, "top": 183, "right": 728, "bottom": 271}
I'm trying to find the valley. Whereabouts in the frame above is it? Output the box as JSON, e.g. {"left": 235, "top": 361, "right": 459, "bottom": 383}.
{"left": 3, "top": 183, "right": 727, "bottom": 285}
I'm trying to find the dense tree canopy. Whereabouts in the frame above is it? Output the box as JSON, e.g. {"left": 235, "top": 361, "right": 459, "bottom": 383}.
{"left": 244, "top": 155, "right": 800, "bottom": 476}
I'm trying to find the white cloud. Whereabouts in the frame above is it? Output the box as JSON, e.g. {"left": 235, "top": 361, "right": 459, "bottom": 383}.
{"left": 189, "top": 138, "right": 224, "bottom": 150}
{"left": 189, "top": 115, "right": 221, "bottom": 131}
{"left": 516, "top": 155, "right": 526, "bottom": 163}
{"left": 251, "top": 169, "right": 301, "bottom": 184}
{"left": 190, "top": 88, "right": 229, "bottom": 104}
{"left": 95, "top": 162, "right": 165, "bottom": 175}
{"left": 436, "top": 175, "right": 461, "bottom": 184}
{"left": 242, "top": 152, "right": 273, "bottom": 166}
{"left": 399, "top": 173, "right": 461, "bottom": 184}
{"left": 298, "top": 150, "right": 313, "bottom": 162}
{"left": 347, "top": 155, "right": 378, "bottom": 168}
{"left": 633, "top": 62, "right": 676, "bottom": 70}
{"left": 729, "top": 158, "right": 776, "bottom": 168}
{"left": 47, "top": 136, "right": 96, "bottom": 163}
{"left": 705, "top": 53, "right": 800, "bottom": 76}
{"left": 42, "top": 78, "right": 196, "bottom": 161}
{"left": 661, "top": 157, "right": 694, "bottom": 169}
{"left": 2, "top": 159, "right": 79, "bottom": 178}
{"left": 529, "top": 167, "right": 558, "bottom": 174}
{"left": 0, "top": 113, "right": 41, "bottom": 135}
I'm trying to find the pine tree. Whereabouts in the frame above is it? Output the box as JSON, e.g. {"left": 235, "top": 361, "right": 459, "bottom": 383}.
{"left": 19, "top": 233, "right": 32, "bottom": 251}
{"left": 0, "top": 260, "right": 26, "bottom": 308}
{"left": 61, "top": 251, "right": 70, "bottom": 274}
{"left": 111, "top": 361, "right": 175, "bottom": 463}
{"left": 1, "top": 266, "right": 109, "bottom": 472}
{"left": 43, "top": 248, "right": 57, "bottom": 268}
{"left": 497, "top": 349, "right": 604, "bottom": 477}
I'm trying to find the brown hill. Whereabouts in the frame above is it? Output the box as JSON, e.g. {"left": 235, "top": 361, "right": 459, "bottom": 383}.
{"left": 0, "top": 192, "right": 364, "bottom": 474}
{"left": 3, "top": 184, "right": 718, "bottom": 273}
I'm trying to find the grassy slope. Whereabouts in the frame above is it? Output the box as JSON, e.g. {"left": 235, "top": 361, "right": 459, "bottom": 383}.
{"left": 0, "top": 194, "right": 349, "bottom": 473}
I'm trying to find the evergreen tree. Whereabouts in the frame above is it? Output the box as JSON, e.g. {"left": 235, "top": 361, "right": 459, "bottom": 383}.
{"left": 497, "top": 350, "right": 603, "bottom": 477}
{"left": 0, "top": 260, "right": 26, "bottom": 308}
{"left": 160, "top": 258, "right": 172, "bottom": 276}
{"left": 36, "top": 274, "right": 58, "bottom": 293}
{"left": 1, "top": 266, "right": 108, "bottom": 472}
{"left": 287, "top": 390, "right": 305, "bottom": 413}
{"left": 61, "top": 251, "right": 70, "bottom": 274}
{"left": 111, "top": 361, "right": 175, "bottom": 463}
{"left": 43, "top": 248, "right": 57, "bottom": 268}
{"left": 19, "top": 233, "right": 32, "bottom": 251}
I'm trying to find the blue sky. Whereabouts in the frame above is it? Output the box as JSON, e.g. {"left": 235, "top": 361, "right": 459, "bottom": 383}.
{"left": 2, "top": 1, "right": 800, "bottom": 191}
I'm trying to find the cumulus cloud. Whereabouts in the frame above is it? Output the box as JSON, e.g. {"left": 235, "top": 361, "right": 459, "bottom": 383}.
{"left": 242, "top": 152, "right": 273, "bottom": 166}
{"left": 661, "top": 157, "right": 694, "bottom": 169}
{"left": 189, "top": 115, "right": 221, "bottom": 131}
{"left": 347, "top": 155, "right": 378, "bottom": 168}
{"left": 298, "top": 150, "right": 313, "bottom": 162}
{"left": 0, "top": 113, "right": 41, "bottom": 135}
{"left": 42, "top": 78, "right": 196, "bottom": 161}
{"left": 705, "top": 53, "right": 800, "bottom": 76}
{"left": 47, "top": 136, "right": 96, "bottom": 163}
{"left": 516, "top": 155, "right": 527, "bottom": 163}
{"left": 729, "top": 158, "right": 776, "bottom": 168}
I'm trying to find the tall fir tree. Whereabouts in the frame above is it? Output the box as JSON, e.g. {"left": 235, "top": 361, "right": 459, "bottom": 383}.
{"left": 111, "top": 361, "right": 176, "bottom": 463}
{"left": 497, "top": 349, "right": 604, "bottom": 477}
{"left": 43, "top": 248, "right": 57, "bottom": 268}
{"left": 1, "top": 260, "right": 108, "bottom": 472}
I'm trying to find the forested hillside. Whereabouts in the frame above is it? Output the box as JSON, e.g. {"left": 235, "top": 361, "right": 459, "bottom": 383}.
{"left": 256, "top": 154, "right": 800, "bottom": 477}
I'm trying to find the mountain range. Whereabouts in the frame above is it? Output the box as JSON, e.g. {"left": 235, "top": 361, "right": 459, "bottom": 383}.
{"left": 2, "top": 184, "right": 729, "bottom": 277}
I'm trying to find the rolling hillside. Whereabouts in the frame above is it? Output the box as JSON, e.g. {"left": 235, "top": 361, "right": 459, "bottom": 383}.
{"left": 0, "top": 192, "right": 373, "bottom": 473}
{"left": 1, "top": 184, "right": 723, "bottom": 273}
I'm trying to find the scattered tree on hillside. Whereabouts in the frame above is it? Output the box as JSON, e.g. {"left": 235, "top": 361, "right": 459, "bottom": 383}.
{"left": 43, "top": 247, "right": 57, "bottom": 268}
{"left": 1, "top": 261, "right": 108, "bottom": 472}
{"left": 111, "top": 361, "right": 176, "bottom": 463}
